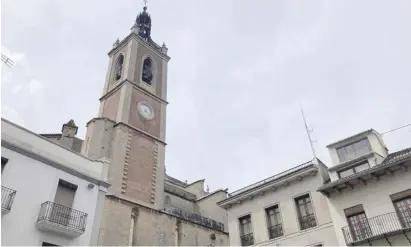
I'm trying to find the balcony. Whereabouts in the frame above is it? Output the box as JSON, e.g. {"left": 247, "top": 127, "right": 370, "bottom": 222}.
{"left": 240, "top": 233, "right": 254, "bottom": 246}
{"left": 342, "top": 212, "right": 411, "bottom": 245}
{"left": 299, "top": 214, "right": 317, "bottom": 230}
{"left": 164, "top": 207, "right": 225, "bottom": 232}
{"left": 268, "top": 224, "right": 283, "bottom": 239}
{"left": 1, "top": 186, "right": 16, "bottom": 216}
{"left": 36, "top": 201, "right": 87, "bottom": 237}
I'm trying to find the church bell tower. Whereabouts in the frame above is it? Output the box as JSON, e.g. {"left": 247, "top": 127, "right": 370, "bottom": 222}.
{"left": 82, "top": 6, "right": 170, "bottom": 209}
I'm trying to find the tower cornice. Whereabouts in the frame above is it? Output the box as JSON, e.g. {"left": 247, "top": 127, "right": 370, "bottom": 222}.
{"left": 99, "top": 79, "right": 169, "bottom": 105}
{"left": 108, "top": 32, "right": 170, "bottom": 62}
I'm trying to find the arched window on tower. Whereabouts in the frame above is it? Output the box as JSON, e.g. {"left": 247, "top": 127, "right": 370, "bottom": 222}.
{"left": 129, "top": 207, "right": 139, "bottom": 246}
{"left": 115, "top": 54, "right": 124, "bottom": 81}
{"left": 141, "top": 57, "right": 153, "bottom": 85}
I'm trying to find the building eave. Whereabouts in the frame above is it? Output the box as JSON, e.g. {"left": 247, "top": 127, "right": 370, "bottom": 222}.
{"left": 197, "top": 189, "right": 228, "bottom": 202}
{"left": 217, "top": 163, "right": 318, "bottom": 208}
{"left": 318, "top": 148, "right": 411, "bottom": 195}
{"left": 328, "top": 152, "right": 383, "bottom": 172}
{"left": 326, "top": 129, "right": 376, "bottom": 148}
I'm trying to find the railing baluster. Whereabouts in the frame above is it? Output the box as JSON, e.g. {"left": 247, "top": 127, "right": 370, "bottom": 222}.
{"left": 1, "top": 186, "right": 17, "bottom": 211}
{"left": 341, "top": 212, "right": 410, "bottom": 245}
{"left": 37, "top": 201, "right": 87, "bottom": 232}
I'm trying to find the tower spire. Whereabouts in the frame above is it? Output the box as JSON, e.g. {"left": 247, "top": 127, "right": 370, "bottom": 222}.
{"left": 135, "top": 1, "right": 152, "bottom": 41}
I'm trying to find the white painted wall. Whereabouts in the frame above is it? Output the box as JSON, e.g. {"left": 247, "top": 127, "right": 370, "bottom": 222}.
{"left": 1, "top": 147, "right": 102, "bottom": 246}
{"left": 326, "top": 168, "right": 411, "bottom": 246}
{"left": 225, "top": 174, "right": 338, "bottom": 246}
{"left": 1, "top": 119, "right": 109, "bottom": 246}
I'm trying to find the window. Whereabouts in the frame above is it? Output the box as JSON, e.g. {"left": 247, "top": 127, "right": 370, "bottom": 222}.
{"left": 1, "top": 156, "right": 8, "bottom": 173}
{"left": 265, "top": 205, "right": 283, "bottom": 239}
{"left": 338, "top": 162, "right": 370, "bottom": 178}
{"left": 295, "top": 194, "right": 317, "bottom": 230}
{"left": 239, "top": 215, "right": 254, "bottom": 246}
{"left": 393, "top": 196, "right": 411, "bottom": 228}
{"left": 141, "top": 57, "right": 153, "bottom": 85}
{"left": 337, "top": 139, "right": 371, "bottom": 163}
{"left": 347, "top": 212, "right": 372, "bottom": 241}
{"left": 114, "top": 54, "right": 124, "bottom": 81}
{"left": 42, "top": 242, "right": 59, "bottom": 246}
{"left": 344, "top": 205, "right": 372, "bottom": 242}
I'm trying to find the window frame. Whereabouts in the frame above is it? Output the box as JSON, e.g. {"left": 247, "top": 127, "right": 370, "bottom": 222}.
{"left": 337, "top": 161, "right": 370, "bottom": 179}
{"left": 238, "top": 214, "right": 254, "bottom": 246}
{"left": 265, "top": 204, "right": 283, "bottom": 239}
{"left": 113, "top": 53, "right": 125, "bottom": 82}
{"left": 336, "top": 138, "right": 372, "bottom": 163}
{"left": 294, "top": 193, "right": 317, "bottom": 230}
{"left": 392, "top": 196, "right": 411, "bottom": 229}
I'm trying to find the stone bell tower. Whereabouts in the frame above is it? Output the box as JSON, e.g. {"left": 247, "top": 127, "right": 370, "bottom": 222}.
{"left": 82, "top": 6, "right": 170, "bottom": 209}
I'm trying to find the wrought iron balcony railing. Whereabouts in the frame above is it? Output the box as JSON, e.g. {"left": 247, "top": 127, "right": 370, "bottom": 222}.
{"left": 268, "top": 224, "right": 284, "bottom": 239}
{"left": 1, "top": 186, "right": 16, "bottom": 212}
{"left": 37, "top": 201, "right": 87, "bottom": 232}
{"left": 342, "top": 212, "right": 411, "bottom": 245}
{"left": 165, "top": 207, "right": 225, "bottom": 232}
{"left": 240, "top": 233, "right": 254, "bottom": 246}
{"left": 299, "top": 214, "right": 317, "bottom": 230}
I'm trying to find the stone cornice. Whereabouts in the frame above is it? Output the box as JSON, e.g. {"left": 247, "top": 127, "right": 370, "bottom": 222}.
{"left": 218, "top": 165, "right": 318, "bottom": 208}
{"left": 1, "top": 139, "right": 110, "bottom": 188}
{"left": 108, "top": 32, "right": 171, "bottom": 62}
{"left": 85, "top": 117, "right": 116, "bottom": 127}
{"left": 328, "top": 152, "right": 376, "bottom": 172}
{"left": 99, "top": 79, "right": 168, "bottom": 105}
{"left": 326, "top": 129, "right": 376, "bottom": 148}
{"left": 114, "top": 122, "right": 167, "bottom": 146}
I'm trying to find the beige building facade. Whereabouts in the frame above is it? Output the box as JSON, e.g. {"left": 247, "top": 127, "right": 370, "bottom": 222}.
{"left": 218, "top": 159, "right": 339, "bottom": 246}
{"left": 318, "top": 130, "right": 411, "bottom": 246}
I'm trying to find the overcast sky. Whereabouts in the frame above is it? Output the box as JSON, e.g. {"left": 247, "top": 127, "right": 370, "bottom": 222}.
{"left": 2, "top": 0, "right": 411, "bottom": 193}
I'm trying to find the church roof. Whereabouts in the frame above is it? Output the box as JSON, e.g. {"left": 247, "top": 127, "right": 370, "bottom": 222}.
{"left": 165, "top": 174, "right": 187, "bottom": 187}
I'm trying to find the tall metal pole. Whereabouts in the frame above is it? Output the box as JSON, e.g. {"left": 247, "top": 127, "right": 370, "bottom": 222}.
{"left": 300, "top": 103, "right": 317, "bottom": 159}
{"left": 1, "top": 53, "right": 15, "bottom": 68}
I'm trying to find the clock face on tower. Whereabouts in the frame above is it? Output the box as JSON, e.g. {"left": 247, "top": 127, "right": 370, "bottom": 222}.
{"left": 138, "top": 102, "right": 154, "bottom": 120}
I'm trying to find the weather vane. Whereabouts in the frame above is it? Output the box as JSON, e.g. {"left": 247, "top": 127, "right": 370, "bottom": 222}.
{"left": 143, "top": 0, "right": 148, "bottom": 7}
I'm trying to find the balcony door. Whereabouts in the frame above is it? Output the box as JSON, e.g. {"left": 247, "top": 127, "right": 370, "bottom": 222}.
{"left": 52, "top": 180, "right": 77, "bottom": 226}
{"left": 394, "top": 197, "right": 411, "bottom": 228}
{"left": 347, "top": 212, "right": 372, "bottom": 241}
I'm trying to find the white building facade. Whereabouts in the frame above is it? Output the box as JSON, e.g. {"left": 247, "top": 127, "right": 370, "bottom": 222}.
{"left": 318, "top": 129, "right": 411, "bottom": 246}
{"left": 218, "top": 159, "right": 339, "bottom": 246}
{"left": 1, "top": 118, "right": 110, "bottom": 246}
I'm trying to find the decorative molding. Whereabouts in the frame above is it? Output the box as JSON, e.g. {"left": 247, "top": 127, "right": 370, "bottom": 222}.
{"left": 100, "top": 79, "right": 168, "bottom": 106}
{"left": 150, "top": 142, "right": 159, "bottom": 204}
{"left": 114, "top": 122, "right": 166, "bottom": 146}
{"left": 1, "top": 139, "right": 110, "bottom": 188}
{"left": 121, "top": 129, "right": 133, "bottom": 194}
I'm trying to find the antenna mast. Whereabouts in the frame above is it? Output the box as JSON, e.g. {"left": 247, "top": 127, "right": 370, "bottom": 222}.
{"left": 1, "top": 53, "right": 15, "bottom": 68}
{"left": 300, "top": 104, "right": 317, "bottom": 159}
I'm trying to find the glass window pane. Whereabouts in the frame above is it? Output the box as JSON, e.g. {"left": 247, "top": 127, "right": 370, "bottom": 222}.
{"left": 345, "top": 145, "right": 356, "bottom": 160}
{"left": 355, "top": 163, "right": 370, "bottom": 173}
{"left": 354, "top": 139, "right": 371, "bottom": 156}
{"left": 306, "top": 201, "right": 314, "bottom": 215}
{"left": 339, "top": 168, "right": 354, "bottom": 178}
{"left": 337, "top": 148, "right": 347, "bottom": 162}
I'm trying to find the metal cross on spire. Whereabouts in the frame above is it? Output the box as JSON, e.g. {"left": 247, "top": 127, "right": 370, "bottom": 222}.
{"left": 143, "top": 0, "right": 148, "bottom": 7}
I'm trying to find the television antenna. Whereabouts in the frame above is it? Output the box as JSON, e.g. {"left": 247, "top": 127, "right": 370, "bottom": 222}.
{"left": 1, "top": 53, "right": 15, "bottom": 68}
{"left": 300, "top": 103, "right": 317, "bottom": 159}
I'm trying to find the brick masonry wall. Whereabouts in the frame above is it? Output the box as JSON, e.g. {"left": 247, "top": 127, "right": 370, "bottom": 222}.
{"left": 98, "top": 196, "right": 229, "bottom": 246}
{"left": 101, "top": 89, "right": 121, "bottom": 122}
{"left": 121, "top": 129, "right": 158, "bottom": 204}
